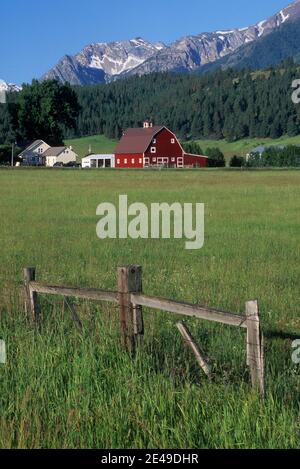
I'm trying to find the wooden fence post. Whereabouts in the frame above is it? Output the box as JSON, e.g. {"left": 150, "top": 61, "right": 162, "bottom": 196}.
{"left": 246, "top": 300, "right": 265, "bottom": 398}
{"left": 23, "top": 267, "right": 39, "bottom": 322}
{"left": 117, "top": 266, "right": 143, "bottom": 354}
{"left": 176, "top": 321, "right": 211, "bottom": 379}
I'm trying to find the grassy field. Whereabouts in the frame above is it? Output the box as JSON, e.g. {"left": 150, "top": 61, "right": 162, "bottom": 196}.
{"left": 195, "top": 135, "right": 300, "bottom": 159}
{"left": 0, "top": 169, "right": 299, "bottom": 449}
{"left": 65, "top": 135, "right": 117, "bottom": 159}
{"left": 65, "top": 133, "right": 300, "bottom": 161}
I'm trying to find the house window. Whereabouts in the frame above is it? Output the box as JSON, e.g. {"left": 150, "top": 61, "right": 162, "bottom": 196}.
{"left": 131, "top": 158, "right": 135, "bottom": 164}
{"left": 151, "top": 147, "right": 156, "bottom": 153}
{"left": 124, "top": 158, "right": 127, "bottom": 164}
{"left": 117, "top": 159, "right": 120, "bottom": 164}
{"left": 171, "top": 138, "right": 175, "bottom": 144}
{"left": 139, "top": 158, "right": 142, "bottom": 164}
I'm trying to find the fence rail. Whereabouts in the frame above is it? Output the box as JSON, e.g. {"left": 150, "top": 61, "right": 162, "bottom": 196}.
{"left": 131, "top": 293, "right": 247, "bottom": 328}
{"left": 30, "top": 282, "right": 118, "bottom": 303}
{"left": 23, "top": 265, "right": 265, "bottom": 397}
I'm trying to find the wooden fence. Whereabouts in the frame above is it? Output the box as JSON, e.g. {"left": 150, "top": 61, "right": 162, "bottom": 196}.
{"left": 23, "top": 265, "right": 265, "bottom": 397}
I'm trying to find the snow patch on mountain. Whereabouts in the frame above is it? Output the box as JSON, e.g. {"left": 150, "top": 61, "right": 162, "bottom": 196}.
{"left": 0, "top": 79, "right": 22, "bottom": 93}
{"left": 216, "top": 30, "right": 235, "bottom": 35}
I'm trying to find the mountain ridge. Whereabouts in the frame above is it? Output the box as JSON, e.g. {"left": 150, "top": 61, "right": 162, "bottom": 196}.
{"left": 39, "top": 0, "right": 300, "bottom": 85}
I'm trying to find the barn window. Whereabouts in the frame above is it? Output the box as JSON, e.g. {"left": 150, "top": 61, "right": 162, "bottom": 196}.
{"left": 153, "top": 158, "right": 156, "bottom": 162}
{"left": 153, "top": 139, "right": 156, "bottom": 144}
{"left": 139, "top": 158, "right": 142, "bottom": 164}
{"left": 172, "top": 158, "right": 175, "bottom": 162}
{"left": 151, "top": 147, "right": 156, "bottom": 153}
{"left": 117, "top": 159, "right": 120, "bottom": 164}
{"left": 124, "top": 158, "right": 127, "bottom": 164}
{"left": 171, "top": 138, "right": 175, "bottom": 144}
{"left": 131, "top": 158, "right": 135, "bottom": 164}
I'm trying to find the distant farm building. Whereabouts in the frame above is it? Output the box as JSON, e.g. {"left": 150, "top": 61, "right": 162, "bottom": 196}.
{"left": 82, "top": 154, "right": 115, "bottom": 168}
{"left": 19, "top": 140, "right": 50, "bottom": 166}
{"left": 43, "top": 146, "right": 78, "bottom": 167}
{"left": 19, "top": 141, "right": 78, "bottom": 167}
{"left": 114, "top": 122, "right": 207, "bottom": 169}
{"left": 246, "top": 144, "right": 288, "bottom": 161}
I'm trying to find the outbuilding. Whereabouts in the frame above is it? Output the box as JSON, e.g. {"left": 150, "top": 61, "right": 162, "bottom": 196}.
{"left": 81, "top": 154, "right": 115, "bottom": 169}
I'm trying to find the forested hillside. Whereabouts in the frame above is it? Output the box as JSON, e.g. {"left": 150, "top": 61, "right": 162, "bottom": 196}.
{"left": 1, "top": 61, "right": 300, "bottom": 145}
{"left": 73, "top": 61, "right": 300, "bottom": 141}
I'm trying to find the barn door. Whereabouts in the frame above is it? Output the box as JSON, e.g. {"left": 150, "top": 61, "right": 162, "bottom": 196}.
{"left": 177, "top": 157, "right": 183, "bottom": 168}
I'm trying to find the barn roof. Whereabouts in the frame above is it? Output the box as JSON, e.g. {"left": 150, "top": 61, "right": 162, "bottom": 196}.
{"left": 115, "top": 126, "right": 165, "bottom": 154}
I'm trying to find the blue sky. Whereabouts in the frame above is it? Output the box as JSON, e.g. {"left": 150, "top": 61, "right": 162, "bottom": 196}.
{"left": 0, "top": 0, "right": 291, "bottom": 84}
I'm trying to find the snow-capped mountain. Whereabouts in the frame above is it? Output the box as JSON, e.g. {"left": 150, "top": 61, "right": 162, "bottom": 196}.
{"left": 42, "top": 38, "right": 166, "bottom": 85}
{"left": 123, "top": 0, "right": 300, "bottom": 77}
{"left": 0, "top": 79, "right": 22, "bottom": 93}
{"left": 42, "top": 0, "right": 300, "bottom": 85}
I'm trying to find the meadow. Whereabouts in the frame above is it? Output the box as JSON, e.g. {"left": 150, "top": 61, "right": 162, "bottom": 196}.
{"left": 0, "top": 168, "right": 299, "bottom": 449}
{"left": 65, "top": 135, "right": 117, "bottom": 158}
{"left": 64, "top": 134, "right": 300, "bottom": 161}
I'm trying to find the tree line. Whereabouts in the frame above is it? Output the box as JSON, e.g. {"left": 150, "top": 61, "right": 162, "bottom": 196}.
{"left": 1, "top": 60, "right": 300, "bottom": 153}
{"left": 71, "top": 59, "right": 300, "bottom": 142}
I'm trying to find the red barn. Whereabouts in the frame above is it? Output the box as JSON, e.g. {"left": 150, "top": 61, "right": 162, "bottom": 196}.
{"left": 114, "top": 121, "right": 207, "bottom": 169}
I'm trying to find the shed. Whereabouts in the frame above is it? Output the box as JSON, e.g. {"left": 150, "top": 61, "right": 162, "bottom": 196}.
{"left": 82, "top": 154, "right": 115, "bottom": 169}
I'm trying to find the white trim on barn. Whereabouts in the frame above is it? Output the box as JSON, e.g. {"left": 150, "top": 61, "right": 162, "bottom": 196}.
{"left": 82, "top": 154, "right": 115, "bottom": 169}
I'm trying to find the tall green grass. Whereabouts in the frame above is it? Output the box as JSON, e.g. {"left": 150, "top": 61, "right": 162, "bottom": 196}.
{"left": 0, "top": 169, "right": 299, "bottom": 448}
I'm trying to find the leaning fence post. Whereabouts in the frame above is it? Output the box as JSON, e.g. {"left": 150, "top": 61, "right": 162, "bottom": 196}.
{"left": 23, "top": 267, "right": 39, "bottom": 322}
{"left": 117, "top": 266, "right": 143, "bottom": 354}
{"left": 176, "top": 321, "right": 212, "bottom": 379}
{"left": 246, "top": 300, "right": 265, "bottom": 398}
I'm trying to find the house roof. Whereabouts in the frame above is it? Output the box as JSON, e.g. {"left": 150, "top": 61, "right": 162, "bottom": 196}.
{"left": 251, "top": 144, "right": 287, "bottom": 154}
{"left": 82, "top": 154, "right": 114, "bottom": 160}
{"left": 42, "top": 147, "right": 66, "bottom": 157}
{"left": 115, "top": 126, "right": 165, "bottom": 154}
{"left": 251, "top": 145, "right": 266, "bottom": 154}
{"left": 19, "top": 140, "right": 47, "bottom": 157}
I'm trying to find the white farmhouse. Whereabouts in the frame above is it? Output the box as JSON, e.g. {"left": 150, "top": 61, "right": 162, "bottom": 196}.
{"left": 19, "top": 140, "right": 50, "bottom": 166}
{"left": 82, "top": 154, "right": 115, "bottom": 168}
{"left": 43, "top": 146, "right": 78, "bottom": 167}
